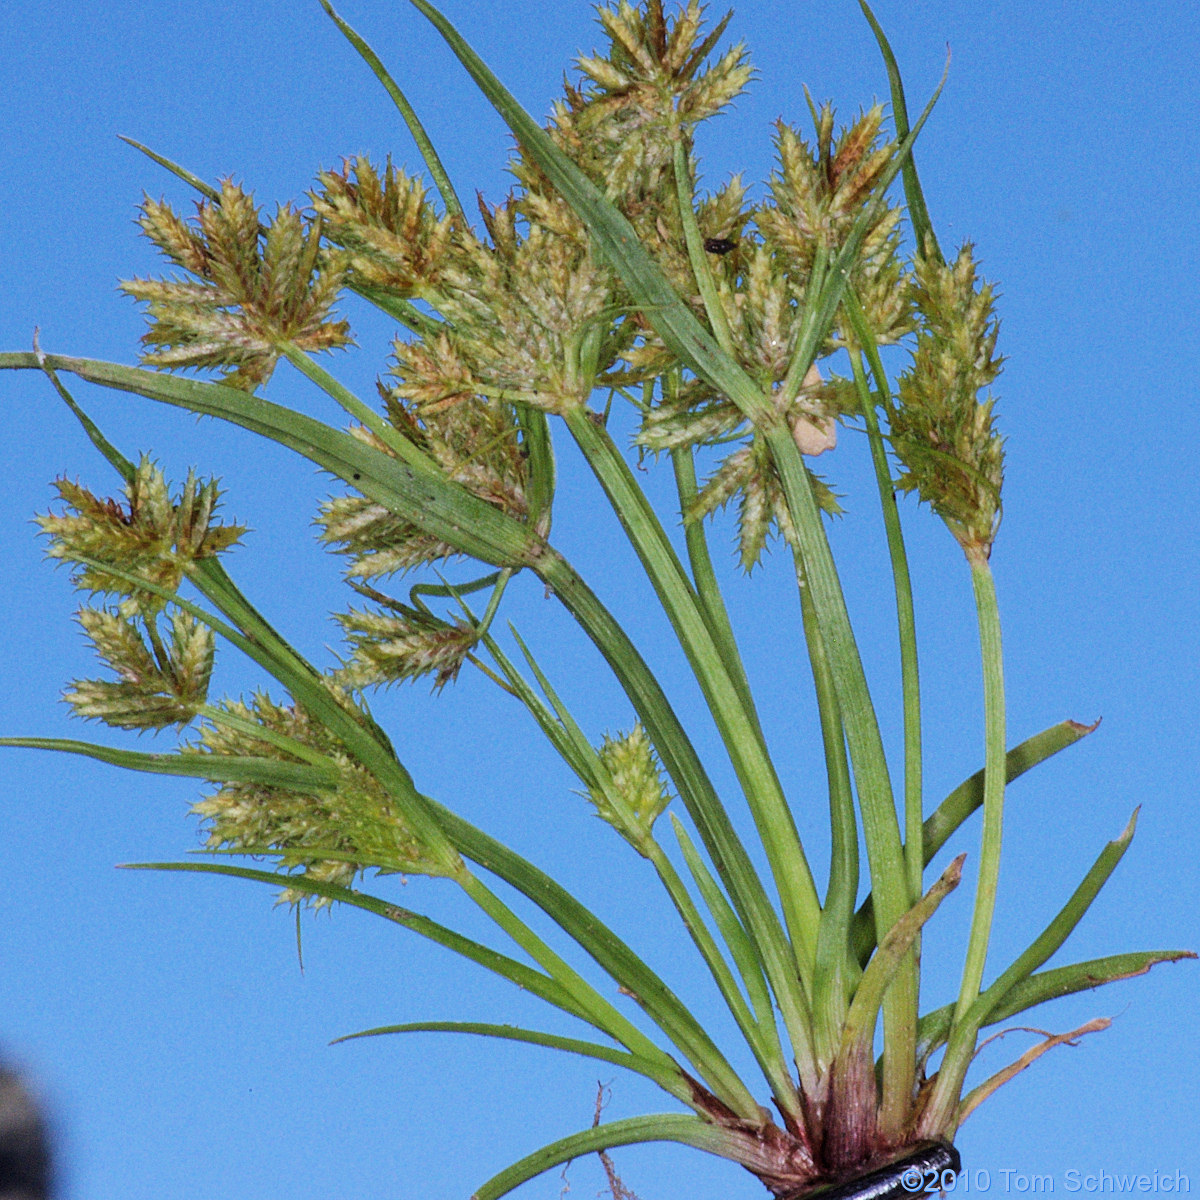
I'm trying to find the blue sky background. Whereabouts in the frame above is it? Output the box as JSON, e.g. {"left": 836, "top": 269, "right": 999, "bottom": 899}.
{"left": 1, "top": 1, "right": 1198, "bottom": 1198}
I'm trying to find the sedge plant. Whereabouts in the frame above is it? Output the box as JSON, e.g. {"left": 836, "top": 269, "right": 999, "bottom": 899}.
{"left": 1, "top": 2, "right": 1193, "bottom": 1197}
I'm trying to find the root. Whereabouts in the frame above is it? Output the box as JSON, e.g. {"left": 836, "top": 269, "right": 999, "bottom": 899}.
{"left": 593, "top": 1082, "right": 642, "bottom": 1200}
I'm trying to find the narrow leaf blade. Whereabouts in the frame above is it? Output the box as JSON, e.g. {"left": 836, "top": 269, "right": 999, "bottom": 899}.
{"left": 470, "top": 1114, "right": 737, "bottom": 1200}
{"left": 0, "top": 736, "right": 338, "bottom": 790}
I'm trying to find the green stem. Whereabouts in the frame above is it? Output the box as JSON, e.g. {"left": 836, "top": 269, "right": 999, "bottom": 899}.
{"left": 670, "top": 817, "right": 787, "bottom": 1076}
{"left": 952, "top": 554, "right": 1007, "bottom": 1023}
{"left": 856, "top": 0, "right": 942, "bottom": 263}
{"left": 535, "top": 544, "right": 819, "bottom": 1088}
{"left": 798, "top": 566, "right": 860, "bottom": 1066}
{"left": 279, "top": 343, "right": 429, "bottom": 471}
{"left": 843, "top": 310, "right": 923, "bottom": 906}
{"left": 764, "top": 427, "right": 915, "bottom": 1137}
{"left": 352, "top": 286, "right": 447, "bottom": 338}
{"left": 779, "top": 243, "right": 829, "bottom": 403}
{"left": 643, "top": 840, "right": 801, "bottom": 1121}
{"left": 562, "top": 412, "right": 823, "bottom": 999}
{"left": 673, "top": 139, "right": 736, "bottom": 357}
{"left": 670, "top": 444, "right": 757, "bottom": 722}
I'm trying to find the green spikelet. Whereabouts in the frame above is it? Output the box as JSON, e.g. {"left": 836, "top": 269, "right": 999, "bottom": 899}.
{"left": 890, "top": 242, "right": 1005, "bottom": 558}
{"left": 66, "top": 607, "right": 214, "bottom": 731}
{"left": 333, "top": 584, "right": 478, "bottom": 693}
{"left": 188, "top": 690, "right": 454, "bottom": 905}
{"left": 588, "top": 723, "right": 671, "bottom": 847}
{"left": 314, "top": 156, "right": 456, "bottom": 295}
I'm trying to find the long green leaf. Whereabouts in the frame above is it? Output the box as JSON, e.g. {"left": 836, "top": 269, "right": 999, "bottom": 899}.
{"left": 671, "top": 817, "right": 782, "bottom": 1061}
{"left": 20, "top": 368, "right": 461, "bottom": 866}
{"left": 670, "top": 445, "right": 756, "bottom": 722}
{"left": 643, "top": 834, "right": 802, "bottom": 1120}
{"left": 425, "top": 796, "right": 762, "bottom": 1119}
{"left": 843, "top": 302, "right": 923, "bottom": 911}
{"left": 770, "top": 434, "right": 918, "bottom": 1132}
{"left": 317, "top": 0, "right": 466, "bottom": 222}
{"left": 122, "top": 861, "right": 588, "bottom": 1027}
{"left": 128, "top": 859, "right": 699, "bottom": 1106}
{"left": 924, "top": 719, "right": 1096, "bottom": 862}
{"left": 739, "top": 72, "right": 946, "bottom": 1133}
{"left": 388, "top": 7, "right": 944, "bottom": 1116}
{"left": 118, "top": 135, "right": 221, "bottom": 202}
{"left": 26, "top": 380, "right": 753, "bottom": 1109}
{"left": 470, "top": 1113, "right": 742, "bottom": 1200}
{"left": 64, "top": 556, "right": 665, "bottom": 1078}
{"left": 99, "top": 567, "right": 708, "bottom": 1096}
{"left": 918, "top": 810, "right": 1140, "bottom": 1137}
{"left": 851, "top": 719, "right": 1096, "bottom": 962}
{"left": 916, "top": 949, "right": 1197, "bottom": 1063}
{"left": 332, "top": 1019, "right": 652, "bottom": 1075}
{"left": 0, "top": 737, "right": 338, "bottom": 791}
{"left": 58, "top": 551, "right": 458, "bottom": 872}
{"left": 0, "top": 354, "right": 538, "bottom": 568}
{"left": 856, "top": 0, "right": 942, "bottom": 262}
{"left": 492, "top": 621, "right": 794, "bottom": 1105}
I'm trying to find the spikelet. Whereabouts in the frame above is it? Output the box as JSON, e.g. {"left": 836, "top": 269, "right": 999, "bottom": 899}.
{"left": 188, "top": 690, "right": 454, "bottom": 905}
{"left": 640, "top": 366, "right": 843, "bottom": 571}
{"left": 757, "top": 105, "right": 912, "bottom": 345}
{"left": 399, "top": 200, "right": 627, "bottom": 414}
{"left": 891, "top": 243, "right": 1005, "bottom": 558}
{"left": 65, "top": 607, "right": 214, "bottom": 731}
{"left": 333, "top": 584, "right": 478, "bottom": 693}
{"left": 38, "top": 457, "right": 244, "bottom": 608}
{"left": 587, "top": 723, "right": 671, "bottom": 848}
{"left": 122, "top": 180, "right": 351, "bottom": 390}
{"left": 314, "top": 157, "right": 456, "bottom": 295}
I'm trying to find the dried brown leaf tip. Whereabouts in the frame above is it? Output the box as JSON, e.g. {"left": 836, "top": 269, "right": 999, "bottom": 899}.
{"left": 891, "top": 243, "right": 1005, "bottom": 558}
{"left": 122, "top": 179, "right": 351, "bottom": 391}
{"left": 314, "top": 156, "right": 455, "bottom": 296}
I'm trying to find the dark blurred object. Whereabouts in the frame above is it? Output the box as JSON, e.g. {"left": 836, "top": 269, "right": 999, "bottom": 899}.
{"left": 0, "top": 1066, "right": 50, "bottom": 1200}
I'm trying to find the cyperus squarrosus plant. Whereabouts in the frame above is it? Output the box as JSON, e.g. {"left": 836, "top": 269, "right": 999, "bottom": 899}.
{"left": 1, "top": 1, "right": 1193, "bottom": 1197}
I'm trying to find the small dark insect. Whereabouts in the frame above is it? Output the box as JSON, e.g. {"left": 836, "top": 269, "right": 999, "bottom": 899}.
{"left": 703, "top": 237, "right": 736, "bottom": 255}
{"left": 352, "top": 473, "right": 361, "bottom": 481}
